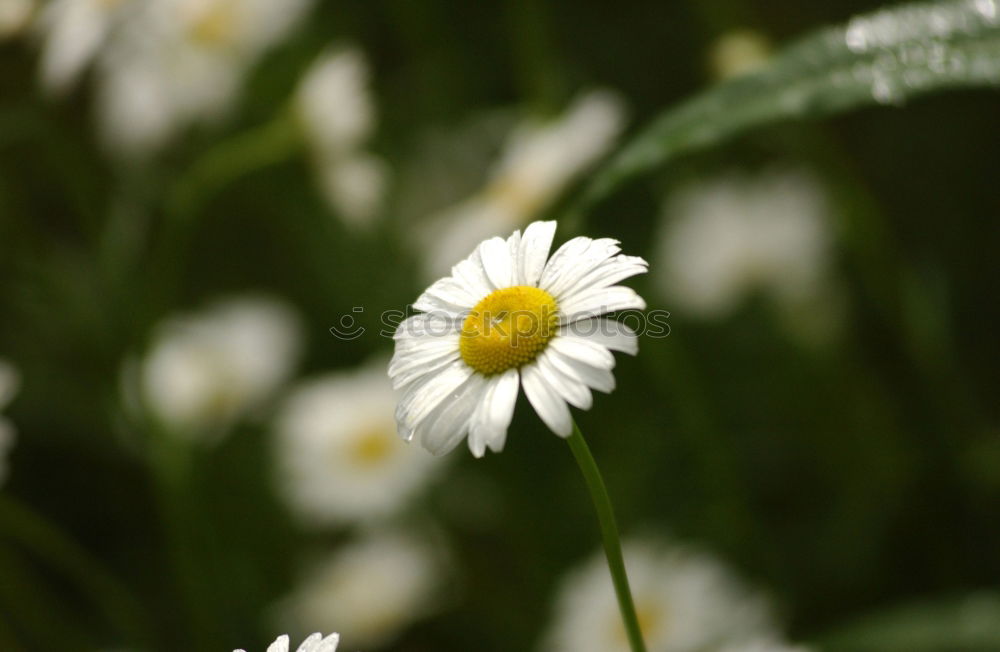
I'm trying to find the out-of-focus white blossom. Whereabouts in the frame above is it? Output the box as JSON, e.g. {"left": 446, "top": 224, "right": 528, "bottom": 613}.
{"left": 421, "top": 90, "right": 626, "bottom": 279}
{"left": 656, "top": 169, "right": 832, "bottom": 318}
{"left": 543, "top": 538, "right": 781, "bottom": 652}
{"left": 282, "top": 530, "right": 441, "bottom": 649}
{"left": 296, "top": 48, "right": 374, "bottom": 155}
{"left": 275, "top": 358, "right": 443, "bottom": 525}
{"left": 36, "top": 0, "right": 128, "bottom": 93}
{"left": 0, "top": 359, "right": 20, "bottom": 487}
{"left": 708, "top": 29, "right": 772, "bottom": 80}
{"left": 295, "top": 47, "right": 387, "bottom": 226}
{"left": 139, "top": 296, "right": 301, "bottom": 439}
{"left": 0, "top": 0, "right": 35, "bottom": 40}
{"left": 38, "top": 0, "right": 314, "bottom": 154}
{"left": 235, "top": 632, "right": 340, "bottom": 652}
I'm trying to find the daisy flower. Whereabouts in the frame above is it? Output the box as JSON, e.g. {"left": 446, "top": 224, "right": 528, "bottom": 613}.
{"left": 389, "top": 219, "right": 647, "bottom": 457}
{"left": 294, "top": 47, "right": 387, "bottom": 227}
{"left": 274, "top": 357, "right": 443, "bottom": 525}
{"left": 235, "top": 632, "right": 340, "bottom": 652}
{"left": 281, "top": 530, "right": 441, "bottom": 649}
{"left": 543, "top": 538, "right": 782, "bottom": 652}
{"left": 420, "top": 91, "right": 625, "bottom": 279}
{"left": 91, "top": 0, "right": 314, "bottom": 155}
{"left": 655, "top": 169, "right": 831, "bottom": 318}
{"left": 138, "top": 296, "right": 301, "bottom": 439}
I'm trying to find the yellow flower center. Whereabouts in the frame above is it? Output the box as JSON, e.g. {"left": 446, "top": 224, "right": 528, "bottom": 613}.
{"left": 459, "top": 286, "right": 559, "bottom": 375}
{"left": 612, "top": 599, "right": 667, "bottom": 647}
{"left": 188, "top": 1, "right": 237, "bottom": 47}
{"left": 349, "top": 426, "right": 396, "bottom": 467}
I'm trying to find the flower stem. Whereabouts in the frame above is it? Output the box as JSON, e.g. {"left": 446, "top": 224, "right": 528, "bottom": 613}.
{"left": 566, "top": 419, "right": 647, "bottom": 652}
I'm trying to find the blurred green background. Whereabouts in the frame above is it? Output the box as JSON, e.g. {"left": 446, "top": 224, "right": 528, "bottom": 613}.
{"left": 1, "top": 0, "right": 999, "bottom": 650}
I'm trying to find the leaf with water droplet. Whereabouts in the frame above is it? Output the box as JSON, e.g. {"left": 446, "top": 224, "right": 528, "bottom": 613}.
{"left": 579, "top": 0, "right": 1000, "bottom": 208}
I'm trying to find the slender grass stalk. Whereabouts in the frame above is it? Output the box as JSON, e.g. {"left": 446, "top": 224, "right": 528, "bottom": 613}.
{"left": 566, "top": 419, "right": 647, "bottom": 652}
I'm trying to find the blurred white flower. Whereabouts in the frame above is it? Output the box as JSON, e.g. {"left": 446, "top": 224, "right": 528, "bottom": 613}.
{"left": 36, "top": 0, "right": 128, "bottom": 93}
{"left": 235, "top": 632, "right": 340, "bottom": 652}
{"left": 275, "top": 357, "right": 444, "bottom": 525}
{"left": 140, "top": 296, "right": 301, "bottom": 439}
{"left": 0, "top": 0, "right": 35, "bottom": 40}
{"left": 656, "top": 169, "right": 832, "bottom": 318}
{"left": 543, "top": 538, "right": 780, "bottom": 652}
{"left": 0, "top": 359, "right": 20, "bottom": 487}
{"left": 708, "top": 29, "right": 772, "bottom": 81}
{"left": 421, "top": 90, "right": 626, "bottom": 279}
{"left": 283, "top": 530, "right": 441, "bottom": 649}
{"left": 89, "top": 0, "right": 314, "bottom": 154}
{"left": 296, "top": 48, "right": 374, "bottom": 155}
{"left": 295, "top": 47, "right": 387, "bottom": 226}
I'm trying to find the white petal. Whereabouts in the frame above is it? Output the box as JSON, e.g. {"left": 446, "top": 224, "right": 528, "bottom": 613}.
{"left": 468, "top": 369, "right": 519, "bottom": 456}
{"left": 294, "top": 634, "right": 321, "bottom": 652}
{"left": 541, "top": 237, "right": 621, "bottom": 298}
{"left": 558, "top": 254, "right": 648, "bottom": 301}
{"left": 479, "top": 236, "right": 514, "bottom": 288}
{"left": 451, "top": 248, "right": 494, "bottom": 300}
{"left": 311, "top": 633, "right": 340, "bottom": 652}
{"left": 547, "top": 348, "right": 617, "bottom": 393}
{"left": 537, "top": 350, "right": 592, "bottom": 410}
{"left": 558, "top": 286, "right": 647, "bottom": 323}
{"left": 265, "top": 635, "right": 290, "bottom": 652}
{"left": 521, "top": 363, "right": 572, "bottom": 436}
{"left": 559, "top": 318, "right": 638, "bottom": 355}
{"left": 506, "top": 228, "right": 524, "bottom": 285}
{"left": 519, "top": 220, "right": 557, "bottom": 287}
{"left": 414, "top": 277, "right": 478, "bottom": 315}
{"left": 395, "top": 361, "right": 473, "bottom": 439}
{"left": 393, "top": 313, "right": 461, "bottom": 343}
{"left": 549, "top": 335, "right": 616, "bottom": 370}
{"left": 416, "top": 374, "right": 488, "bottom": 455}
{"left": 389, "top": 350, "right": 460, "bottom": 391}
{"left": 538, "top": 236, "right": 596, "bottom": 292}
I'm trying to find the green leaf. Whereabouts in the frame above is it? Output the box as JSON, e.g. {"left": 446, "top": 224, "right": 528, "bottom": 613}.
{"left": 581, "top": 0, "right": 1000, "bottom": 206}
{"left": 818, "top": 592, "right": 1000, "bottom": 651}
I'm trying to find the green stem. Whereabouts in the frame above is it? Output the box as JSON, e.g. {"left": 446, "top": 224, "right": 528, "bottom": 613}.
{"left": 566, "top": 420, "right": 647, "bottom": 652}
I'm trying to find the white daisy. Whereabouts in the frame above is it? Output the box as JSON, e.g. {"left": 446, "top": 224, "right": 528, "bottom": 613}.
{"left": 93, "top": 0, "right": 314, "bottom": 154}
{"left": 274, "top": 357, "right": 444, "bottom": 525}
{"left": 235, "top": 632, "right": 340, "bottom": 652}
{"left": 295, "top": 47, "right": 386, "bottom": 226}
{"left": 281, "top": 530, "right": 440, "bottom": 649}
{"left": 543, "top": 538, "right": 780, "bottom": 652}
{"left": 421, "top": 91, "right": 625, "bottom": 279}
{"left": 390, "top": 219, "right": 647, "bottom": 457}
{"left": 139, "top": 296, "right": 301, "bottom": 439}
{"left": 656, "top": 169, "right": 832, "bottom": 318}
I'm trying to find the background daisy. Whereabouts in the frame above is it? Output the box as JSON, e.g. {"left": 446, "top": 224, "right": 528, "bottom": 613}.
{"left": 274, "top": 357, "right": 444, "bottom": 525}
